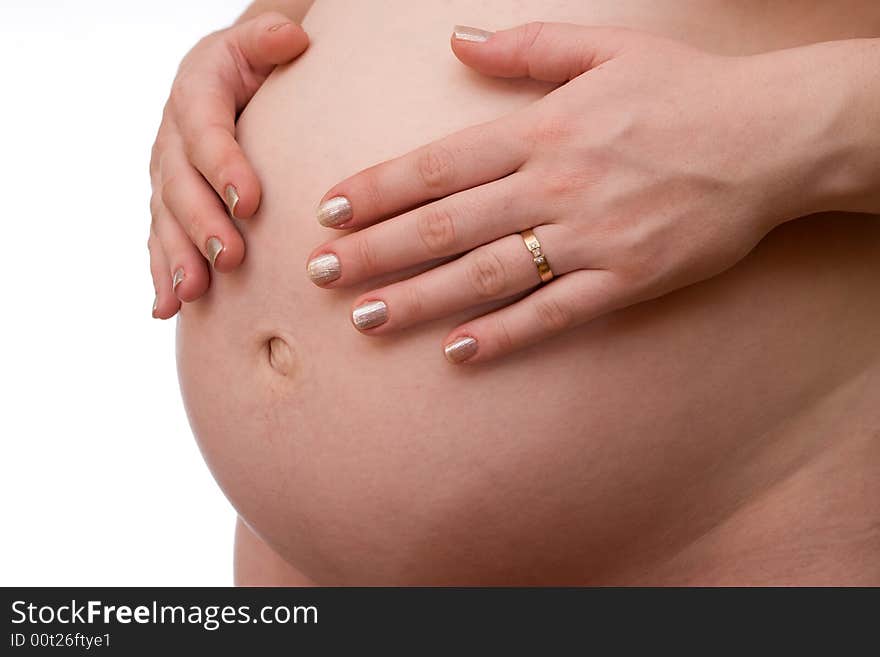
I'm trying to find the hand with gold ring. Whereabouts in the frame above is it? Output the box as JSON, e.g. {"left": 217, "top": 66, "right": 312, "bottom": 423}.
{"left": 305, "top": 22, "right": 880, "bottom": 363}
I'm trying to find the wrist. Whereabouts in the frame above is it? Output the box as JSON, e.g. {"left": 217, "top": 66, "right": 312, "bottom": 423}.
{"left": 787, "top": 39, "right": 880, "bottom": 217}
{"left": 737, "top": 39, "right": 880, "bottom": 230}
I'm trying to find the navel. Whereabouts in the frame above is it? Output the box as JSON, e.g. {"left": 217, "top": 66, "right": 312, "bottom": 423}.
{"left": 267, "top": 336, "right": 298, "bottom": 377}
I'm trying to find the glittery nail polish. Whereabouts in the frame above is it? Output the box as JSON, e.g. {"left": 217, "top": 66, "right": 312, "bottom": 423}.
{"left": 206, "top": 236, "right": 224, "bottom": 268}
{"left": 452, "top": 25, "right": 494, "bottom": 43}
{"left": 352, "top": 300, "right": 388, "bottom": 330}
{"left": 444, "top": 336, "right": 478, "bottom": 363}
{"left": 316, "top": 196, "right": 352, "bottom": 227}
{"left": 224, "top": 185, "right": 239, "bottom": 219}
{"left": 307, "top": 253, "right": 341, "bottom": 285}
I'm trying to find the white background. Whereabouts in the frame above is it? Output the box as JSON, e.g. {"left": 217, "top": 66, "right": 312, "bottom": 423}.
{"left": 0, "top": 1, "right": 252, "bottom": 585}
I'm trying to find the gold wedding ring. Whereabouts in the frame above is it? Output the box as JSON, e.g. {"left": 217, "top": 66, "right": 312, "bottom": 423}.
{"left": 520, "top": 228, "right": 554, "bottom": 283}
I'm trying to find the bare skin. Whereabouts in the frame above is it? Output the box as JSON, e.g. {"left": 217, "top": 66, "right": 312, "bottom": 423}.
{"left": 234, "top": 518, "right": 314, "bottom": 586}
{"left": 164, "top": 0, "right": 880, "bottom": 585}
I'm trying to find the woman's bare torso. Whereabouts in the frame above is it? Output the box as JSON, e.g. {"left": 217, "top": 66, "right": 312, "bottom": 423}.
{"left": 177, "top": 0, "right": 880, "bottom": 585}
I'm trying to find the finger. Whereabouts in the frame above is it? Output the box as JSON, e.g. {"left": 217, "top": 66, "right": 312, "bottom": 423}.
{"left": 450, "top": 22, "right": 648, "bottom": 83}
{"left": 151, "top": 194, "right": 210, "bottom": 303}
{"left": 307, "top": 173, "right": 542, "bottom": 287}
{"left": 171, "top": 71, "right": 262, "bottom": 221}
{"left": 234, "top": 11, "right": 310, "bottom": 76}
{"left": 148, "top": 227, "right": 181, "bottom": 320}
{"left": 316, "top": 113, "right": 530, "bottom": 229}
{"left": 347, "top": 224, "right": 587, "bottom": 333}
{"left": 176, "top": 99, "right": 260, "bottom": 220}
{"left": 172, "top": 16, "right": 308, "bottom": 221}
{"left": 159, "top": 137, "right": 246, "bottom": 273}
{"left": 441, "top": 268, "right": 631, "bottom": 364}
{"left": 149, "top": 111, "right": 172, "bottom": 182}
{"left": 180, "top": 15, "right": 307, "bottom": 218}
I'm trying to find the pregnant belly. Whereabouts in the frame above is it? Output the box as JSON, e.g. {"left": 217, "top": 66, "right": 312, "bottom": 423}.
{"left": 176, "top": 0, "right": 880, "bottom": 584}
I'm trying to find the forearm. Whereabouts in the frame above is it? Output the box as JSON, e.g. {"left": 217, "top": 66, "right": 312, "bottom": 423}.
{"left": 235, "top": 0, "right": 315, "bottom": 24}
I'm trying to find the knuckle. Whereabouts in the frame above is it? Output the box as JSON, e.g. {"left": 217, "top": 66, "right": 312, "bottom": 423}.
{"left": 613, "top": 242, "right": 662, "bottom": 294}
{"left": 355, "top": 168, "right": 384, "bottom": 214}
{"left": 355, "top": 236, "right": 380, "bottom": 276}
{"left": 616, "top": 252, "right": 646, "bottom": 285}
{"left": 192, "top": 30, "right": 224, "bottom": 59}
{"left": 215, "top": 134, "right": 241, "bottom": 167}
{"left": 467, "top": 250, "right": 508, "bottom": 299}
{"left": 258, "top": 10, "right": 289, "bottom": 24}
{"left": 180, "top": 122, "right": 208, "bottom": 160}
{"left": 149, "top": 142, "right": 162, "bottom": 178}
{"left": 519, "top": 21, "right": 547, "bottom": 59}
{"left": 159, "top": 102, "right": 175, "bottom": 131}
{"left": 539, "top": 164, "right": 603, "bottom": 201}
{"left": 192, "top": 33, "right": 213, "bottom": 51}
{"left": 162, "top": 177, "right": 204, "bottom": 238}
{"left": 533, "top": 296, "right": 574, "bottom": 333}
{"left": 404, "top": 283, "right": 424, "bottom": 319}
{"left": 416, "top": 144, "right": 456, "bottom": 191}
{"left": 540, "top": 171, "right": 578, "bottom": 199}
{"left": 628, "top": 256, "right": 653, "bottom": 284}
{"left": 196, "top": 127, "right": 238, "bottom": 183}
{"left": 149, "top": 194, "right": 163, "bottom": 229}
{"left": 529, "top": 111, "right": 572, "bottom": 145}
{"left": 184, "top": 205, "right": 206, "bottom": 237}
{"left": 225, "top": 39, "right": 258, "bottom": 88}
{"left": 169, "top": 74, "right": 193, "bottom": 107}
{"left": 493, "top": 315, "right": 515, "bottom": 353}
{"left": 159, "top": 174, "right": 180, "bottom": 210}
{"left": 416, "top": 206, "right": 458, "bottom": 255}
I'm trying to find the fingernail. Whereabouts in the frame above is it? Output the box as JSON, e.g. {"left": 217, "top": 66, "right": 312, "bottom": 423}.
{"left": 352, "top": 300, "right": 387, "bottom": 330}
{"left": 453, "top": 25, "right": 494, "bottom": 43}
{"left": 224, "top": 185, "right": 239, "bottom": 219}
{"left": 444, "top": 336, "right": 478, "bottom": 363}
{"left": 307, "top": 253, "right": 341, "bottom": 285}
{"left": 317, "top": 196, "right": 352, "bottom": 227}
{"left": 152, "top": 293, "right": 159, "bottom": 315}
{"left": 268, "top": 22, "right": 292, "bottom": 32}
{"left": 206, "top": 236, "right": 225, "bottom": 268}
{"left": 172, "top": 268, "right": 185, "bottom": 290}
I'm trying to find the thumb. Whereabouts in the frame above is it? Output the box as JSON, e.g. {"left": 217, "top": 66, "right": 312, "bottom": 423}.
{"left": 233, "top": 11, "right": 310, "bottom": 77}
{"left": 451, "top": 22, "right": 643, "bottom": 82}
